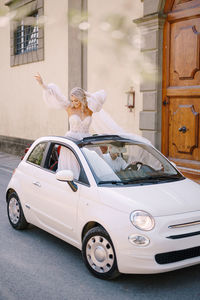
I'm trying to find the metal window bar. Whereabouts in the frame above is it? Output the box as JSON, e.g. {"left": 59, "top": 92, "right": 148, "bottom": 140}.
{"left": 14, "top": 12, "right": 39, "bottom": 55}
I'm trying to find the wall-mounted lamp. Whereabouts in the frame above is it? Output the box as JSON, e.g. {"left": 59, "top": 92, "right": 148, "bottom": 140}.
{"left": 126, "top": 87, "right": 135, "bottom": 112}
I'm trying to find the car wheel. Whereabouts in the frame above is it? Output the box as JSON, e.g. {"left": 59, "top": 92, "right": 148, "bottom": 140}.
{"left": 82, "top": 226, "right": 120, "bottom": 280}
{"left": 7, "top": 192, "right": 29, "bottom": 230}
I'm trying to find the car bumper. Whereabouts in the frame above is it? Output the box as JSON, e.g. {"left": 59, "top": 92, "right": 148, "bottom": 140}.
{"left": 117, "top": 247, "right": 200, "bottom": 274}
{"left": 115, "top": 211, "right": 200, "bottom": 274}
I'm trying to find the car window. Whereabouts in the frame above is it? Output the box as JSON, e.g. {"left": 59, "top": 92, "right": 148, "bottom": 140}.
{"left": 45, "top": 143, "right": 89, "bottom": 185}
{"left": 81, "top": 142, "right": 183, "bottom": 186}
{"left": 27, "top": 142, "right": 47, "bottom": 166}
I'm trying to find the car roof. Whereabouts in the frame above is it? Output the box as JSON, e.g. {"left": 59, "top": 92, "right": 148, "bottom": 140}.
{"left": 76, "top": 135, "right": 132, "bottom": 146}
{"left": 35, "top": 134, "right": 148, "bottom": 148}
{"left": 57, "top": 134, "right": 147, "bottom": 147}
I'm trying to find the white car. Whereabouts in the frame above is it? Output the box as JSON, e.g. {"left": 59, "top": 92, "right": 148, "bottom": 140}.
{"left": 6, "top": 135, "right": 200, "bottom": 279}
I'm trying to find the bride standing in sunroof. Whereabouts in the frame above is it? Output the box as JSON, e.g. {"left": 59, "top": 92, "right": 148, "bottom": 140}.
{"left": 34, "top": 73, "right": 106, "bottom": 175}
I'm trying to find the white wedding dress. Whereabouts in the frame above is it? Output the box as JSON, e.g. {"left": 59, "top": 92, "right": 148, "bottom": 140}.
{"left": 42, "top": 83, "right": 152, "bottom": 178}
{"left": 43, "top": 83, "right": 107, "bottom": 178}
{"left": 57, "top": 115, "right": 93, "bottom": 179}
{"left": 67, "top": 114, "right": 92, "bottom": 140}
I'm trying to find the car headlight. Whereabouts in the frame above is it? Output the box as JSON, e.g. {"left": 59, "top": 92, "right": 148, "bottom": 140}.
{"left": 130, "top": 210, "right": 155, "bottom": 231}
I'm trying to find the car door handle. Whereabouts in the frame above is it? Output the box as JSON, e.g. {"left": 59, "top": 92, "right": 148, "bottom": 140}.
{"left": 33, "top": 181, "right": 41, "bottom": 187}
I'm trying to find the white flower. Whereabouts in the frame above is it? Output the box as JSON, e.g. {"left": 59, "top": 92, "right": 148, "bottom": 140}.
{"left": 131, "top": 36, "right": 141, "bottom": 48}
{"left": 79, "top": 21, "right": 90, "bottom": 31}
{"left": 0, "top": 11, "right": 16, "bottom": 28}
{"left": 99, "top": 22, "right": 111, "bottom": 31}
{"left": 111, "top": 30, "right": 125, "bottom": 40}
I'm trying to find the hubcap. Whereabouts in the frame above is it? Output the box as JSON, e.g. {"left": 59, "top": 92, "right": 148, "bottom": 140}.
{"left": 9, "top": 198, "right": 20, "bottom": 224}
{"left": 86, "top": 235, "right": 114, "bottom": 273}
{"left": 94, "top": 246, "right": 106, "bottom": 262}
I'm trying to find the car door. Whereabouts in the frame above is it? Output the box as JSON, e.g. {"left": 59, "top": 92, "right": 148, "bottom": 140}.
{"left": 25, "top": 142, "right": 89, "bottom": 244}
{"left": 18, "top": 140, "right": 49, "bottom": 223}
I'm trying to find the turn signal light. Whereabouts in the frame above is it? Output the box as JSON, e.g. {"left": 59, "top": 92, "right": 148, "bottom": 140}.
{"left": 128, "top": 234, "right": 150, "bottom": 247}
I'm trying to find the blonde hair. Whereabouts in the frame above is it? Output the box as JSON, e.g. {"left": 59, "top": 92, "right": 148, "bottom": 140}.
{"left": 70, "top": 87, "right": 88, "bottom": 112}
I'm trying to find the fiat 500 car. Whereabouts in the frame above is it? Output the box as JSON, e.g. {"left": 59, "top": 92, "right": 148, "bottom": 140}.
{"left": 6, "top": 134, "right": 200, "bottom": 279}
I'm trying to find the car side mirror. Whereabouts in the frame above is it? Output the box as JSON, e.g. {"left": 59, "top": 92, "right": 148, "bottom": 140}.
{"left": 56, "top": 170, "right": 78, "bottom": 192}
{"left": 56, "top": 170, "right": 74, "bottom": 181}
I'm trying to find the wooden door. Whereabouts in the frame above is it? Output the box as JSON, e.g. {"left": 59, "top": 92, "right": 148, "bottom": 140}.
{"left": 162, "top": 0, "right": 200, "bottom": 182}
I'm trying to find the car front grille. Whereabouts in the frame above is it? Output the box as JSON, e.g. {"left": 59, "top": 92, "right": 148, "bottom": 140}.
{"left": 168, "top": 220, "right": 200, "bottom": 229}
{"left": 166, "top": 230, "right": 200, "bottom": 239}
{"left": 155, "top": 246, "right": 200, "bottom": 265}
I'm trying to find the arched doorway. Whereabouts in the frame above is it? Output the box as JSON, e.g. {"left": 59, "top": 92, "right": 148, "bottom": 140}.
{"left": 162, "top": 0, "right": 200, "bottom": 182}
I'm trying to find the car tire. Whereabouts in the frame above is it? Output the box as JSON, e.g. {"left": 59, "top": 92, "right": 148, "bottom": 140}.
{"left": 82, "top": 226, "right": 120, "bottom": 280}
{"left": 7, "top": 192, "right": 29, "bottom": 230}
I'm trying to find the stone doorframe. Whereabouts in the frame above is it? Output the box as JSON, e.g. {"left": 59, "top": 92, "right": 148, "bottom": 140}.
{"left": 133, "top": 0, "right": 167, "bottom": 150}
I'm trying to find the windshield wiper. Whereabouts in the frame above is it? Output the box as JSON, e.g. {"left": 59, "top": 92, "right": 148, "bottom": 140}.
{"left": 150, "top": 174, "right": 183, "bottom": 180}
{"left": 98, "top": 180, "right": 123, "bottom": 185}
{"left": 122, "top": 174, "right": 183, "bottom": 184}
{"left": 98, "top": 174, "right": 183, "bottom": 186}
{"left": 122, "top": 177, "right": 157, "bottom": 184}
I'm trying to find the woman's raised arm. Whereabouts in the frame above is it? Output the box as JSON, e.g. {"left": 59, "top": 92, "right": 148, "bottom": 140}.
{"left": 34, "top": 73, "right": 46, "bottom": 88}
{"left": 34, "top": 73, "right": 70, "bottom": 110}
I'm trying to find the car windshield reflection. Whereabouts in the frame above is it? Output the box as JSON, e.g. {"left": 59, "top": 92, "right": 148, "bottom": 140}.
{"left": 81, "top": 141, "right": 184, "bottom": 186}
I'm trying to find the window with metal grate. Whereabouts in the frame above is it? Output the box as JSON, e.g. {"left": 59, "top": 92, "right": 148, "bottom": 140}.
{"left": 14, "top": 11, "right": 39, "bottom": 55}
{"left": 6, "top": 0, "right": 44, "bottom": 67}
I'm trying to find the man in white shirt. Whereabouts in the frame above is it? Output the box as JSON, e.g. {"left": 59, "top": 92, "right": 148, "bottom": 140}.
{"left": 103, "top": 146, "right": 128, "bottom": 172}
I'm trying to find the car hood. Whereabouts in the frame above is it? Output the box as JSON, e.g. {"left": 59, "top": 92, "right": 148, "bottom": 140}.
{"left": 98, "top": 178, "right": 200, "bottom": 217}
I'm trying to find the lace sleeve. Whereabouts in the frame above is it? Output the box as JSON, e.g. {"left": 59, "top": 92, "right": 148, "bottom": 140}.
{"left": 86, "top": 90, "right": 106, "bottom": 113}
{"left": 43, "top": 83, "right": 70, "bottom": 109}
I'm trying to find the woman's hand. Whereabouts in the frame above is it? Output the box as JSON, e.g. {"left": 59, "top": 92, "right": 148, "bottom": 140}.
{"left": 34, "top": 73, "right": 44, "bottom": 87}
{"left": 124, "top": 162, "right": 143, "bottom": 171}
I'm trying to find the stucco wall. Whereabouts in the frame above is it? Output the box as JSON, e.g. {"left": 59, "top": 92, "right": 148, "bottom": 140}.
{"left": 87, "top": 0, "right": 143, "bottom": 135}
{"left": 0, "top": 0, "right": 69, "bottom": 140}
{"left": 0, "top": 0, "right": 144, "bottom": 144}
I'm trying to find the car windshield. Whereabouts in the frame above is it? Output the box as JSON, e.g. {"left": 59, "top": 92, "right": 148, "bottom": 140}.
{"left": 81, "top": 141, "right": 184, "bottom": 186}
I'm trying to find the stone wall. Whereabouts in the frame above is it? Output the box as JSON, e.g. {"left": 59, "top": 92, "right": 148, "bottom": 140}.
{"left": 134, "top": 0, "right": 166, "bottom": 149}
{"left": 0, "top": 135, "right": 33, "bottom": 156}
